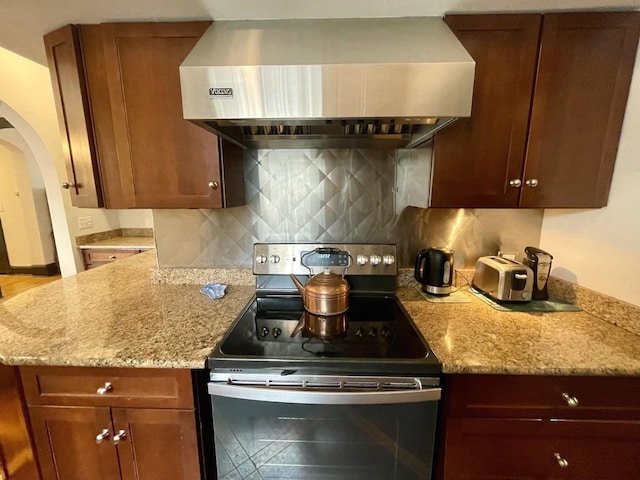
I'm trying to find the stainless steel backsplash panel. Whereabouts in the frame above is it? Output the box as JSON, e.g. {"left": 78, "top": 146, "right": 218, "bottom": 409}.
{"left": 154, "top": 149, "right": 543, "bottom": 268}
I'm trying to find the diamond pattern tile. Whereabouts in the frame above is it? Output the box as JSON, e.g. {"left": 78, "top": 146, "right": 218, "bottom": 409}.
{"left": 154, "top": 148, "right": 543, "bottom": 269}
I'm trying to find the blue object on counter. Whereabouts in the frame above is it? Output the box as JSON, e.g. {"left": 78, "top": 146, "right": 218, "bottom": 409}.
{"left": 200, "top": 283, "right": 227, "bottom": 299}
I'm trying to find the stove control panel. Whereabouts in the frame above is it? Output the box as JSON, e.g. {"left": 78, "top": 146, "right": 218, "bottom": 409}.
{"left": 253, "top": 243, "right": 397, "bottom": 276}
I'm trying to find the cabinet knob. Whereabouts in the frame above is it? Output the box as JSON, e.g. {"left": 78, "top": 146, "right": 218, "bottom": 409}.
{"left": 509, "top": 179, "right": 522, "bottom": 187}
{"left": 525, "top": 178, "right": 539, "bottom": 187}
{"left": 562, "top": 392, "right": 579, "bottom": 407}
{"left": 61, "top": 181, "right": 76, "bottom": 189}
{"left": 108, "top": 255, "right": 117, "bottom": 260}
{"left": 95, "top": 429, "right": 111, "bottom": 444}
{"left": 96, "top": 382, "right": 113, "bottom": 395}
{"left": 208, "top": 181, "right": 219, "bottom": 190}
{"left": 554, "top": 452, "right": 569, "bottom": 468}
{"left": 112, "top": 430, "right": 127, "bottom": 445}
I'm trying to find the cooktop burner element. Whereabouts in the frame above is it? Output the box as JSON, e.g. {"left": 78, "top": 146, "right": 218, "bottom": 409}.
{"left": 209, "top": 243, "right": 441, "bottom": 376}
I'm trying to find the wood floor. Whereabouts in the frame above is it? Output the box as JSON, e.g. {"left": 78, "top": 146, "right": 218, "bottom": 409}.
{"left": 0, "top": 274, "right": 61, "bottom": 302}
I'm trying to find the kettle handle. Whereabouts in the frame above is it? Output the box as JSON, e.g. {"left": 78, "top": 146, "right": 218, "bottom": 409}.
{"left": 414, "top": 250, "right": 430, "bottom": 283}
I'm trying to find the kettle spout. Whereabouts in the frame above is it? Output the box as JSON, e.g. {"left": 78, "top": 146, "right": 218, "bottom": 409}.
{"left": 289, "top": 274, "right": 305, "bottom": 295}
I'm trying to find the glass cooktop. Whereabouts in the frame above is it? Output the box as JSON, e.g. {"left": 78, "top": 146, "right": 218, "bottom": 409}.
{"left": 209, "top": 294, "right": 441, "bottom": 376}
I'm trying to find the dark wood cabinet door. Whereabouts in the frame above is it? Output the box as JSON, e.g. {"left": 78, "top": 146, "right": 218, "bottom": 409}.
{"left": 98, "top": 22, "right": 239, "bottom": 209}
{"left": 28, "top": 406, "right": 120, "bottom": 480}
{"left": 521, "top": 12, "right": 640, "bottom": 208}
{"left": 112, "top": 408, "right": 200, "bottom": 480}
{"left": 443, "top": 417, "right": 640, "bottom": 480}
{"left": 431, "top": 15, "right": 541, "bottom": 207}
{"left": 0, "top": 366, "right": 40, "bottom": 480}
{"left": 43, "top": 25, "right": 104, "bottom": 208}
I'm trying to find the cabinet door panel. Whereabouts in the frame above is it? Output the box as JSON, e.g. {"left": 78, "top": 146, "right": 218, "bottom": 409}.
{"left": 0, "top": 365, "right": 40, "bottom": 480}
{"left": 44, "top": 25, "right": 103, "bottom": 208}
{"left": 28, "top": 406, "right": 120, "bottom": 480}
{"left": 431, "top": 15, "right": 540, "bottom": 207}
{"left": 112, "top": 408, "right": 200, "bottom": 480}
{"left": 100, "top": 22, "right": 226, "bottom": 208}
{"left": 443, "top": 417, "right": 640, "bottom": 480}
{"left": 521, "top": 12, "right": 640, "bottom": 207}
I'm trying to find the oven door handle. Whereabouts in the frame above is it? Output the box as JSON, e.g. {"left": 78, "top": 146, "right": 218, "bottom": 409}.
{"left": 208, "top": 382, "right": 441, "bottom": 405}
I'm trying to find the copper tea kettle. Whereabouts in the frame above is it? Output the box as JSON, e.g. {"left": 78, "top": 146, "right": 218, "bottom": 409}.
{"left": 289, "top": 269, "right": 350, "bottom": 316}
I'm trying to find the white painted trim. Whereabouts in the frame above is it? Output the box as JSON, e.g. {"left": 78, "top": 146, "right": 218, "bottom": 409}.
{"left": 0, "top": 101, "right": 77, "bottom": 276}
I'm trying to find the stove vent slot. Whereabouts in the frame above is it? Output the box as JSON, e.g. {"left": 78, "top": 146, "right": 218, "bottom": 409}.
{"left": 224, "top": 376, "right": 422, "bottom": 392}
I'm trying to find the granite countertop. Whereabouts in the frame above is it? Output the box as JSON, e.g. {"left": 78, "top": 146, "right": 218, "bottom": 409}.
{"left": 1, "top": 252, "right": 639, "bottom": 375}
{"left": 397, "top": 287, "right": 640, "bottom": 376}
{"left": 0, "top": 251, "right": 253, "bottom": 369}
{"left": 76, "top": 236, "right": 156, "bottom": 250}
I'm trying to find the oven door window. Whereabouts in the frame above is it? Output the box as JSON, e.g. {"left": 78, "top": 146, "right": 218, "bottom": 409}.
{"left": 211, "top": 395, "right": 438, "bottom": 480}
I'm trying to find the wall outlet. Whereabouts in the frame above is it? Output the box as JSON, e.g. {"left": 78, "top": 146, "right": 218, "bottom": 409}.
{"left": 78, "top": 216, "right": 93, "bottom": 230}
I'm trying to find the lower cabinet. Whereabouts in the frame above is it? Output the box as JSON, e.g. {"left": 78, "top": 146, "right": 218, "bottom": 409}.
{"left": 81, "top": 248, "right": 145, "bottom": 270}
{"left": 20, "top": 366, "right": 201, "bottom": 480}
{"left": 444, "top": 417, "right": 640, "bottom": 479}
{"left": 439, "top": 374, "right": 640, "bottom": 480}
{"left": 0, "top": 365, "right": 40, "bottom": 480}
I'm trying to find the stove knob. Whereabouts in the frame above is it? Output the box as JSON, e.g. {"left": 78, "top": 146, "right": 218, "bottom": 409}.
{"left": 381, "top": 326, "right": 392, "bottom": 338}
{"left": 256, "top": 255, "right": 268, "bottom": 264}
{"left": 368, "top": 327, "right": 377, "bottom": 338}
{"left": 355, "top": 327, "right": 364, "bottom": 338}
{"left": 369, "top": 255, "right": 382, "bottom": 266}
{"left": 383, "top": 255, "right": 395, "bottom": 266}
{"left": 260, "top": 327, "right": 269, "bottom": 338}
{"left": 269, "top": 255, "right": 280, "bottom": 264}
{"left": 356, "top": 254, "right": 368, "bottom": 266}
{"left": 272, "top": 327, "right": 282, "bottom": 338}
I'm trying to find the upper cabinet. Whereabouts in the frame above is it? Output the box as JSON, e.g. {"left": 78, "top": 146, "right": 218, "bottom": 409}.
{"left": 44, "top": 25, "right": 104, "bottom": 208}
{"left": 432, "top": 12, "right": 640, "bottom": 208}
{"left": 44, "top": 22, "right": 246, "bottom": 209}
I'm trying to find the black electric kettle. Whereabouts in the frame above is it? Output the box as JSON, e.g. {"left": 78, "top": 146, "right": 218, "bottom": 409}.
{"left": 414, "top": 248, "right": 455, "bottom": 295}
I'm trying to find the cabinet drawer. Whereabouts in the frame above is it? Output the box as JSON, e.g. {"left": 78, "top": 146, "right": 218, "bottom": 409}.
{"left": 447, "top": 374, "right": 640, "bottom": 420}
{"left": 83, "top": 248, "right": 140, "bottom": 263}
{"left": 20, "top": 366, "right": 194, "bottom": 409}
{"left": 443, "top": 417, "right": 640, "bottom": 480}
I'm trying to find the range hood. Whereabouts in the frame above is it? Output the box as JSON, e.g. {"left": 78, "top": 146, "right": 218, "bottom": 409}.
{"left": 180, "top": 17, "right": 475, "bottom": 149}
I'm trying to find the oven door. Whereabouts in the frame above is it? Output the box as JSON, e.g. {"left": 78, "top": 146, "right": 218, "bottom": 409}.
{"left": 208, "top": 374, "right": 440, "bottom": 480}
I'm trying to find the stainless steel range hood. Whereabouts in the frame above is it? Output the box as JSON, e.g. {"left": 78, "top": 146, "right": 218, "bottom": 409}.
{"left": 180, "top": 17, "right": 475, "bottom": 149}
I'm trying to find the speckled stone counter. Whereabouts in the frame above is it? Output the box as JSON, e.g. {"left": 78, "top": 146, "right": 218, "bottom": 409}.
{"left": 2, "top": 252, "right": 639, "bottom": 376}
{"left": 0, "top": 251, "right": 253, "bottom": 369}
{"left": 398, "top": 285, "right": 640, "bottom": 376}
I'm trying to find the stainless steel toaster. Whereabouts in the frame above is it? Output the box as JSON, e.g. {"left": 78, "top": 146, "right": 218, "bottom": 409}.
{"left": 472, "top": 256, "right": 534, "bottom": 302}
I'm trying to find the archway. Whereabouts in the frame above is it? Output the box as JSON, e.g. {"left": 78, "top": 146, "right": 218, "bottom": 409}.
{"left": 0, "top": 101, "right": 77, "bottom": 277}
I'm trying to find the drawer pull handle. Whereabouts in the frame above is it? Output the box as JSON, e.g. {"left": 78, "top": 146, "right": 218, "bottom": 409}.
{"left": 554, "top": 452, "right": 569, "bottom": 468}
{"left": 95, "top": 429, "right": 110, "bottom": 444}
{"left": 108, "top": 255, "right": 117, "bottom": 260}
{"left": 97, "top": 382, "right": 113, "bottom": 395}
{"left": 562, "top": 392, "right": 579, "bottom": 407}
{"left": 112, "top": 430, "right": 127, "bottom": 445}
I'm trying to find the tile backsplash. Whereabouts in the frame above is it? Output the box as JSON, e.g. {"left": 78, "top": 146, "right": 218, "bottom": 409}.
{"left": 154, "top": 149, "right": 543, "bottom": 268}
